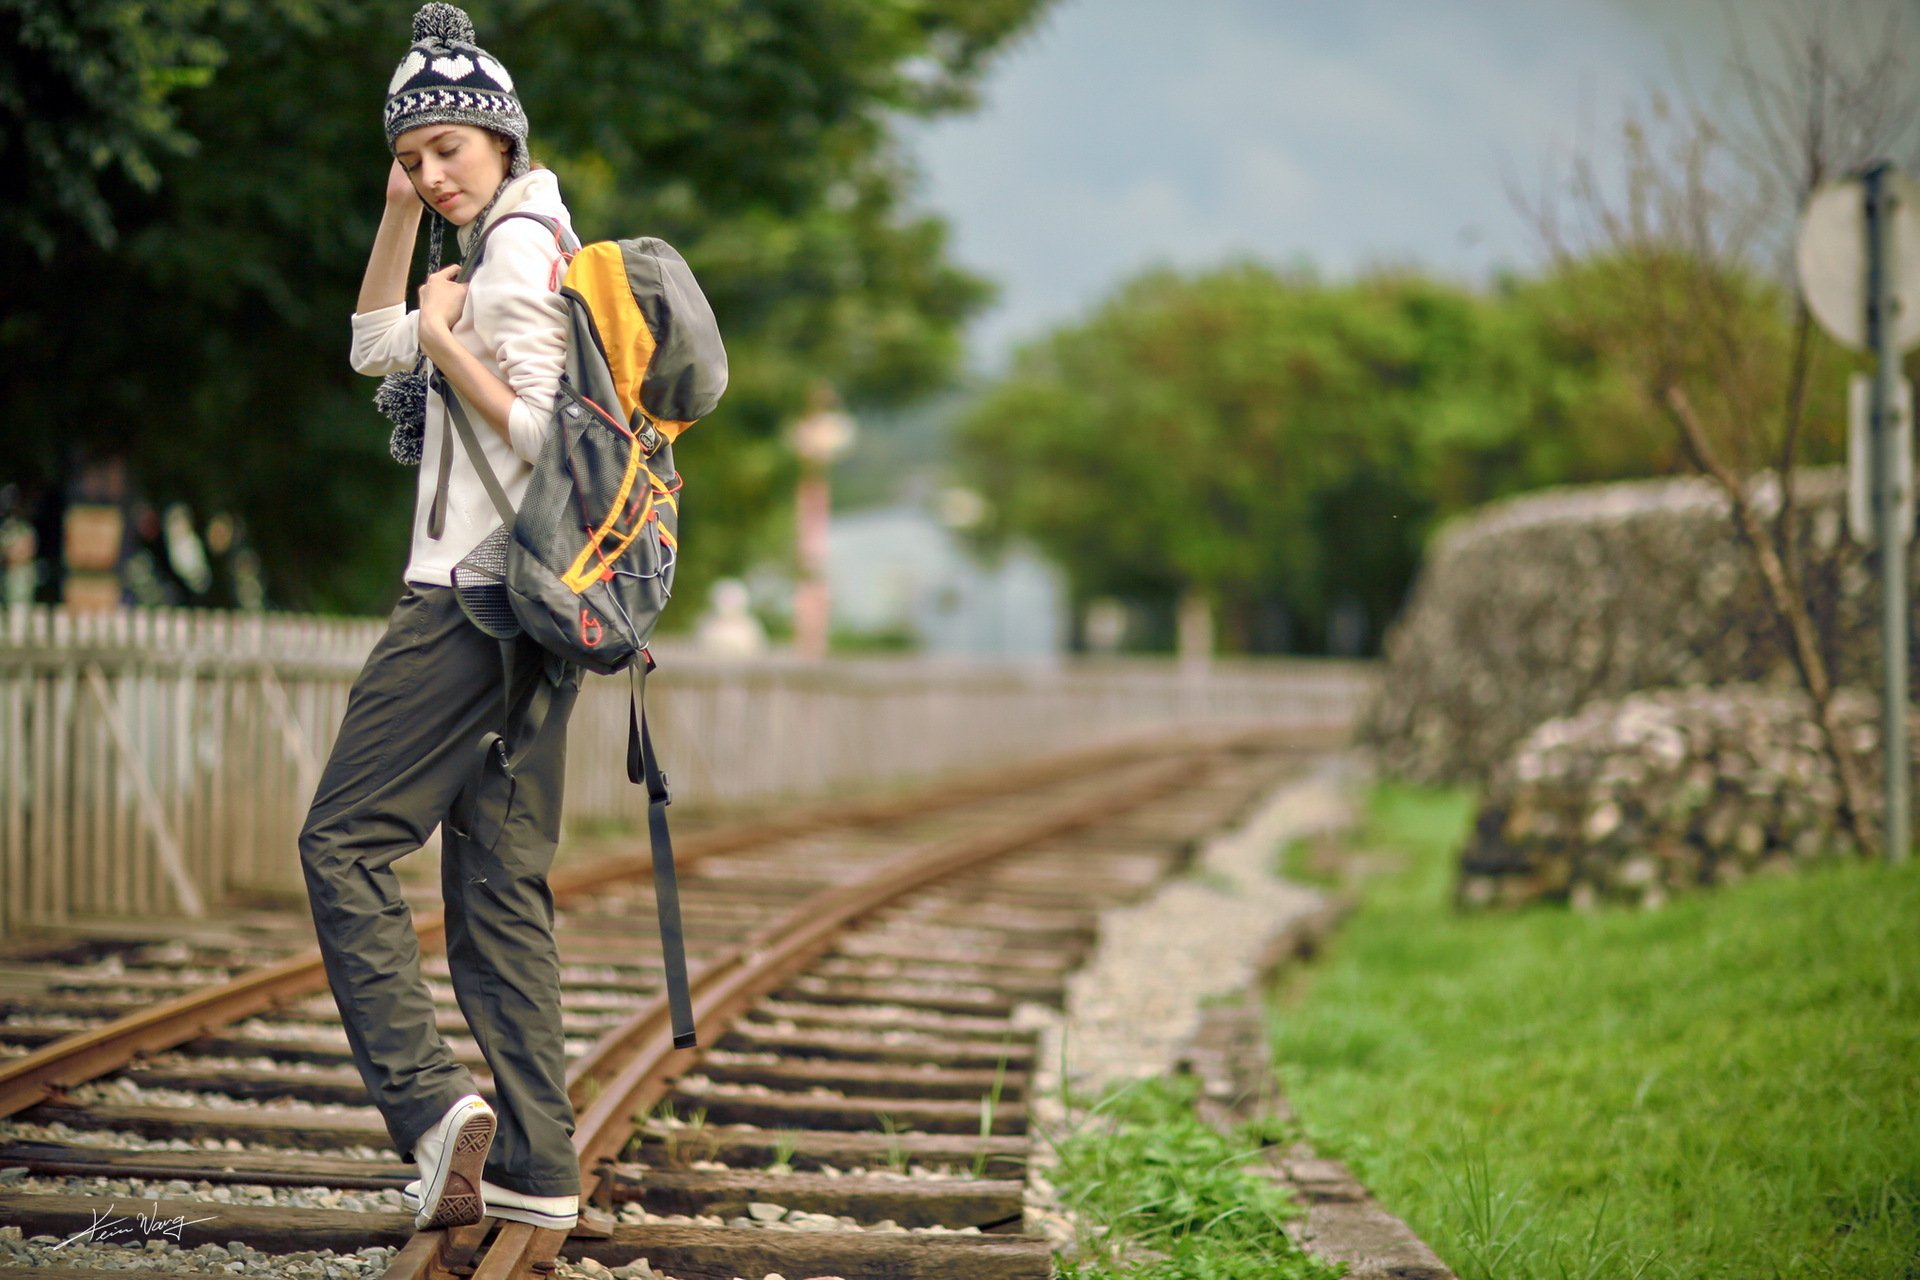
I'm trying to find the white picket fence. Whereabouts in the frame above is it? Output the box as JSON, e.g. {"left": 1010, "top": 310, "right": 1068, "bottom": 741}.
{"left": 0, "top": 604, "right": 1376, "bottom": 939}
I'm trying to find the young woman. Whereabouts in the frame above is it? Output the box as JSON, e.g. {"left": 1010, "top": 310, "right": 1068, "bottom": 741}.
{"left": 298, "top": 3, "right": 582, "bottom": 1233}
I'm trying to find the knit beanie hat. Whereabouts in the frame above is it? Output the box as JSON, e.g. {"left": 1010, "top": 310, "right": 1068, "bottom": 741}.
{"left": 373, "top": 3, "right": 532, "bottom": 465}
{"left": 384, "top": 4, "right": 529, "bottom": 164}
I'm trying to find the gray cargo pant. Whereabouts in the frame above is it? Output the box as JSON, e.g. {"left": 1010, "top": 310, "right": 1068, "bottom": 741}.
{"left": 299, "top": 583, "right": 584, "bottom": 1196}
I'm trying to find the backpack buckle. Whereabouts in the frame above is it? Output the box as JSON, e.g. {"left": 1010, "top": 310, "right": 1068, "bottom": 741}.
{"left": 653, "top": 769, "right": 672, "bottom": 808}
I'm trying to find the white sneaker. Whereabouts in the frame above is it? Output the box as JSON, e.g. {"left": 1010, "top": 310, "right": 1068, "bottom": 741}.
{"left": 409, "top": 1094, "right": 495, "bottom": 1230}
{"left": 403, "top": 1175, "right": 580, "bottom": 1231}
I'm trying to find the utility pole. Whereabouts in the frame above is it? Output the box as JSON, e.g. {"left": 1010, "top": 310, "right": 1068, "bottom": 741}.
{"left": 1864, "top": 163, "right": 1911, "bottom": 865}
{"left": 789, "top": 385, "right": 856, "bottom": 661}
{"left": 1800, "top": 163, "right": 1919, "bottom": 865}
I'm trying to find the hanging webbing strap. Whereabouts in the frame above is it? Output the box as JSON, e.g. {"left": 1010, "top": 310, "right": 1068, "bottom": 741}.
{"left": 428, "top": 404, "right": 456, "bottom": 539}
{"left": 631, "top": 654, "right": 696, "bottom": 1048}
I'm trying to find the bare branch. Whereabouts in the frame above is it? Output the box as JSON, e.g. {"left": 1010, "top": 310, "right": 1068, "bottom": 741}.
{"left": 1774, "top": 302, "right": 1817, "bottom": 599}
{"left": 1666, "top": 386, "right": 1877, "bottom": 854}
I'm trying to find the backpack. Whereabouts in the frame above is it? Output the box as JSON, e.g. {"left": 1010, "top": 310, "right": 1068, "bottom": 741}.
{"left": 430, "top": 210, "right": 728, "bottom": 1049}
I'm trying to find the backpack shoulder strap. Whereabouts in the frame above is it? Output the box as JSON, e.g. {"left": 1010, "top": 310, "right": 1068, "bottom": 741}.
{"left": 426, "top": 210, "right": 578, "bottom": 540}
{"left": 439, "top": 376, "right": 518, "bottom": 525}
{"left": 458, "top": 210, "right": 581, "bottom": 282}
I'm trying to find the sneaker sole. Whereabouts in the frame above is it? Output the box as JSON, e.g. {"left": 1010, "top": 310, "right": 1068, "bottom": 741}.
{"left": 404, "top": 1184, "right": 578, "bottom": 1233}
{"left": 415, "top": 1107, "right": 495, "bottom": 1231}
{"left": 485, "top": 1202, "right": 579, "bottom": 1231}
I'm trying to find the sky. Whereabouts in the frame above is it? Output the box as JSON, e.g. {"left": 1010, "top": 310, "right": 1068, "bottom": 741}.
{"left": 901, "top": 0, "right": 1909, "bottom": 369}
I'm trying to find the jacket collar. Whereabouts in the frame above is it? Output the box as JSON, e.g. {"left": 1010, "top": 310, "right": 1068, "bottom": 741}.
{"left": 457, "top": 167, "right": 566, "bottom": 255}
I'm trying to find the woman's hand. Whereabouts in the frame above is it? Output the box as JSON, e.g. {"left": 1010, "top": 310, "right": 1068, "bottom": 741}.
{"left": 417, "top": 265, "right": 467, "bottom": 347}
{"left": 385, "top": 158, "right": 419, "bottom": 209}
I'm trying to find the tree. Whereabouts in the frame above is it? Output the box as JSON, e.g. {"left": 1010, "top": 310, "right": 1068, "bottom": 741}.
{"left": 955, "top": 264, "right": 1568, "bottom": 657}
{"left": 0, "top": 0, "right": 224, "bottom": 258}
{"left": 1, "top": 0, "right": 1043, "bottom": 612}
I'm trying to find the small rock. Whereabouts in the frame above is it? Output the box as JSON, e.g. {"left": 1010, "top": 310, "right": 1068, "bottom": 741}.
{"left": 746, "top": 1202, "right": 786, "bottom": 1222}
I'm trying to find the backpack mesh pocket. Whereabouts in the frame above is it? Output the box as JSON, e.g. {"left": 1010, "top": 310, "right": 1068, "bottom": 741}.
{"left": 451, "top": 524, "right": 522, "bottom": 640}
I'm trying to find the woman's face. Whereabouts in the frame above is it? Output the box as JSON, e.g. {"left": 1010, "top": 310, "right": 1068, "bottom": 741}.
{"left": 392, "top": 124, "right": 511, "bottom": 225}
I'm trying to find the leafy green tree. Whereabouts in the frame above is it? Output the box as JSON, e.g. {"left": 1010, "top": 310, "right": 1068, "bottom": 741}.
{"left": 1, "top": 0, "right": 225, "bottom": 258}
{"left": 2, "top": 0, "right": 1041, "bottom": 612}
{"left": 956, "top": 256, "right": 1815, "bottom": 657}
{"left": 960, "top": 265, "right": 1483, "bottom": 654}
{"left": 982, "top": 266, "right": 1307, "bottom": 605}
{"left": 1495, "top": 252, "right": 1848, "bottom": 487}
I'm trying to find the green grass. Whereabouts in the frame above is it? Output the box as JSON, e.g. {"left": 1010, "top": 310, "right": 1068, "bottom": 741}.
{"left": 1052, "top": 1075, "right": 1346, "bottom": 1280}
{"left": 1270, "top": 781, "right": 1920, "bottom": 1280}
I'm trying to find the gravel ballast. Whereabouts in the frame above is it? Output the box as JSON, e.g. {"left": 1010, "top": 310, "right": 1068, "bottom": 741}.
{"left": 1021, "top": 753, "right": 1368, "bottom": 1248}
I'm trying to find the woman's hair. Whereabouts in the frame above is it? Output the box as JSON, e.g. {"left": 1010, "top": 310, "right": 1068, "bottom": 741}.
{"left": 486, "top": 128, "right": 542, "bottom": 173}
{"left": 462, "top": 129, "right": 545, "bottom": 250}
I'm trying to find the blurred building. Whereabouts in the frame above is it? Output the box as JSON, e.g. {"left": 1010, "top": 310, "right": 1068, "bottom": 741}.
{"left": 827, "top": 502, "right": 1066, "bottom": 657}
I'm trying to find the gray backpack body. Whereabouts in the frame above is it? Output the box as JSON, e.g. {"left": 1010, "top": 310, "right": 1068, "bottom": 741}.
{"left": 430, "top": 211, "right": 728, "bottom": 1049}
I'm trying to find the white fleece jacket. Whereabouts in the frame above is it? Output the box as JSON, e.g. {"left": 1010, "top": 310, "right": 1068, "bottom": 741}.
{"left": 349, "top": 168, "right": 576, "bottom": 587}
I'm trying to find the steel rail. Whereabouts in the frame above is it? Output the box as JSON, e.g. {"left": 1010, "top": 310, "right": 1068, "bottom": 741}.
{"left": 388, "top": 752, "right": 1200, "bottom": 1280}
{"left": 0, "top": 736, "right": 1197, "bottom": 1120}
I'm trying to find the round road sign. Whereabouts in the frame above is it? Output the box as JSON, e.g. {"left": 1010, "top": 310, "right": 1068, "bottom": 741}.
{"left": 1796, "top": 173, "right": 1920, "bottom": 352}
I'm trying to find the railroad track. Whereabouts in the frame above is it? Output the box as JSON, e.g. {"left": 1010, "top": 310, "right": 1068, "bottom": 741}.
{"left": 0, "top": 730, "right": 1332, "bottom": 1279}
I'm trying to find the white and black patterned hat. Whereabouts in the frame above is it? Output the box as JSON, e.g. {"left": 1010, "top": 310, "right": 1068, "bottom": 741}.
{"left": 383, "top": 4, "right": 529, "bottom": 164}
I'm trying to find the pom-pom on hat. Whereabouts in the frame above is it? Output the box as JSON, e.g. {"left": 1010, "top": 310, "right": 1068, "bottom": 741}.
{"left": 383, "top": 3, "right": 529, "bottom": 168}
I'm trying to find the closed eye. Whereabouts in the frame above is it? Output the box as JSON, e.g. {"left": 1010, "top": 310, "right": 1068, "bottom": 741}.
{"left": 398, "top": 142, "right": 460, "bottom": 173}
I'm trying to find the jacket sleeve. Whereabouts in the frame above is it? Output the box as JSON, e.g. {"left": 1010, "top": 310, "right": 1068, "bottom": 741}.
{"left": 469, "top": 219, "right": 572, "bottom": 465}
{"left": 349, "top": 304, "right": 422, "bottom": 377}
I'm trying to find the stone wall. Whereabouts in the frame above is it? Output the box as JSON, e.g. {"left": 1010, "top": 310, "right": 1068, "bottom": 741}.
{"left": 1457, "top": 683, "right": 1916, "bottom": 910}
{"left": 1360, "top": 467, "right": 1917, "bottom": 786}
